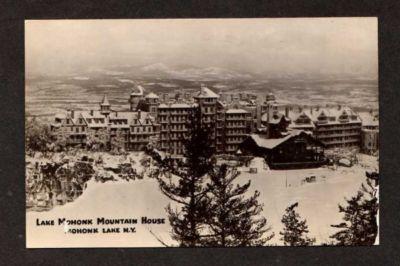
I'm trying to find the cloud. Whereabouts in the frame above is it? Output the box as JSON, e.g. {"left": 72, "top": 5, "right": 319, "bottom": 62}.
{"left": 25, "top": 18, "right": 377, "bottom": 77}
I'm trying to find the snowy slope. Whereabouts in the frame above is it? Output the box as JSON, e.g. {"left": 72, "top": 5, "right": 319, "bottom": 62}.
{"left": 26, "top": 157, "right": 377, "bottom": 247}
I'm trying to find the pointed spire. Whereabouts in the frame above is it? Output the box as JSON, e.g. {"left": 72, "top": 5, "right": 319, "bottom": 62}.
{"left": 101, "top": 94, "right": 110, "bottom": 106}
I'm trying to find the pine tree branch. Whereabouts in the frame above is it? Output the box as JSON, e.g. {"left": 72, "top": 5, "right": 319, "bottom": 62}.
{"left": 148, "top": 229, "right": 172, "bottom": 247}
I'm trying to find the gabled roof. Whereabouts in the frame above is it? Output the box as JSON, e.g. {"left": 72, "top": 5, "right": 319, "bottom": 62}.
{"left": 248, "top": 130, "right": 320, "bottom": 150}
{"left": 250, "top": 133, "right": 293, "bottom": 149}
{"left": 283, "top": 106, "right": 362, "bottom": 126}
{"left": 79, "top": 111, "right": 107, "bottom": 127}
{"left": 287, "top": 110, "right": 315, "bottom": 129}
{"left": 110, "top": 111, "right": 156, "bottom": 126}
{"left": 194, "top": 86, "right": 219, "bottom": 98}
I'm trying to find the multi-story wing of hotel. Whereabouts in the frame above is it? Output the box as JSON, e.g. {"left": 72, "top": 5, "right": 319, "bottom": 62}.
{"left": 50, "top": 85, "right": 379, "bottom": 163}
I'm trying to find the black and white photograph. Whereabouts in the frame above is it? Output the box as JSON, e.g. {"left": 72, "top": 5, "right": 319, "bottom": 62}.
{"left": 25, "top": 18, "right": 379, "bottom": 248}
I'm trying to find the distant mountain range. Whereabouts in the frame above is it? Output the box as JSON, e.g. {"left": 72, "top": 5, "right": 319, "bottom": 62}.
{"left": 138, "top": 63, "right": 254, "bottom": 81}
{"left": 27, "top": 62, "right": 378, "bottom": 83}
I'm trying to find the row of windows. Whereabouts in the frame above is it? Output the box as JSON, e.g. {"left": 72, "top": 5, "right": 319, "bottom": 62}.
{"left": 159, "top": 116, "right": 188, "bottom": 122}
{"left": 160, "top": 133, "right": 186, "bottom": 140}
{"left": 131, "top": 126, "right": 153, "bottom": 133}
{"left": 226, "top": 121, "right": 246, "bottom": 127}
{"left": 318, "top": 115, "right": 358, "bottom": 122}
{"left": 202, "top": 107, "right": 215, "bottom": 113}
{"left": 158, "top": 109, "right": 192, "bottom": 114}
{"left": 226, "top": 114, "right": 248, "bottom": 119}
{"left": 161, "top": 124, "right": 187, "bottom": 130}
{"left": 226, "top": 129, "right": 246, "bottom": 134}
{"left": 226, "top": 136, "right": 245, "bottom": 142}
{"left": 111, "top": 120, "right": 128, "bottom": 125}
{"left": 320, "top": 136, "right": 360, "bottom": 142}
{"left": 203, "top": 98, "right": 216, "bottom": 103}
{"left": 58, "top": 126, "right": 156, "bottom": 134}
{"left": 316, "top": 129, "right": 360, "bottom": 135}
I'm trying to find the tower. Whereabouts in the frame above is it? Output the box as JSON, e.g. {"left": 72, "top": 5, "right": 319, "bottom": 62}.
{"left": 194, "top": 85, "right": 219, "bottom": 149}
{"left": 261, "top": 93, "right": 277, "bottom": 122}
{"left": 145, "top": 92, "right": 160, "bottom": 118}
{"left": 100, "top": 94, "right": 111, "bottom": 117}
{"left": 129, "top": 85, "right": 144, "bottom": 111}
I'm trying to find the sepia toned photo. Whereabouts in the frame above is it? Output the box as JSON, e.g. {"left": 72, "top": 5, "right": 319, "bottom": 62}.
{"left": 25, "top": 18, "right": 379, "bottom": 248}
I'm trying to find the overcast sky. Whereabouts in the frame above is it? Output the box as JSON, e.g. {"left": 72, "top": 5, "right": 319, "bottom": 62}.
{"left": 25, "top": 18, "right": 378, "bottom": 77}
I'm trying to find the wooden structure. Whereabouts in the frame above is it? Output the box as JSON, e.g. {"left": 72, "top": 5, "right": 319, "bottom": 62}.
{"left": 239, "top": 130, "right": 327, "bottom": 169}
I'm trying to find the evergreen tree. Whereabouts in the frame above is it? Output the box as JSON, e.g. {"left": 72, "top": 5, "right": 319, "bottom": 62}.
{"left": 25, "top": 117, "right": 52, "bottom": 152}
{"left": 330, "top": 178, "right": 378, "bottom": 245}
{"left": 150, "top": 107, "right": 215, "bottom": 247}
{"left": 280, "top": 202, "right": 315, "bottom": 246}
{"left": 54, "top": 128, "right": 68, "bottom": 150}
{"left": 110, "top": 129, "right": 126, "bottom": 153}
{"left": 203, "top": 164, "right": 274, "bottom": 247}
{"left": 86, "top": 128, "right": 108, "bottom": 151}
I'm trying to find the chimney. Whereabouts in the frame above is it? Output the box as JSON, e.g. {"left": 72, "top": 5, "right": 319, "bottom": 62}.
{"left": 338, "top": 105, "right": 341, "bottom": 110}
{"left": 310, "top": 107, "right": 313, "bottom": 114}
{"left": 285, "top": 106, "right": 289, "bottom": 117}
{"left": 138, "top": 109, "right": 141, "bottom": 119}
{"left": 71, "top": 110, "right": 75, "bottom": 119}
{"left": 299, "top": 106, "right": 303, "bottom": 112}
{"left": 90, "top": 110, "right": 94, "bottom": 116}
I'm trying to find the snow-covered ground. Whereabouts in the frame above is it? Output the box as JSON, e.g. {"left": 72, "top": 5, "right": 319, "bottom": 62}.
{"left": 26, "top": 154, "right": 378, "bottom": 247}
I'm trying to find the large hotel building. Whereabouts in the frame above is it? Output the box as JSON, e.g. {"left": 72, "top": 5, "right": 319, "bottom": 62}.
{"left": 50, "top": 85, "right": 377, "bottom": 155}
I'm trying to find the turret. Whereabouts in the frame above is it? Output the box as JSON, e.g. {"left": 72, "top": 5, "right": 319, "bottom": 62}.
{"left": 129, "top": 85, "right": 144, "bottom": 111}
{"left": 145, "top": 92, "right": 160, "bottom": 118}
{"left": 100, "top": 94, "right": 111, "bottom": 116}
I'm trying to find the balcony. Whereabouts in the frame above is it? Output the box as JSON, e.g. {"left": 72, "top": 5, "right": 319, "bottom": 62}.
{"left": 317, "top": 132, "right": 360, "bottom": 138}
{"left": 316, "top": 124, "right": 361, "bottom": 132}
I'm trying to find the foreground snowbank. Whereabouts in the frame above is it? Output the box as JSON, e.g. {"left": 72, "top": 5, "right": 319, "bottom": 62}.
{"left": 27, "top": 155, "right": 378, "bottom": 247}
